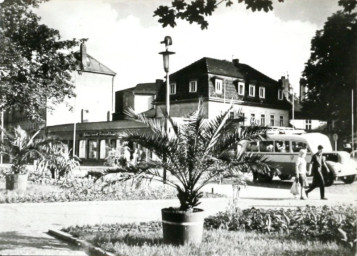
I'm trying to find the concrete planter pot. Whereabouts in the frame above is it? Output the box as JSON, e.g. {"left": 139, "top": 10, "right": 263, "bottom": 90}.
{"left": 5, "top": 173, "right": 28, "bottom": 193}
{"left": 161, "top": 208, "right": 204, "bottom": 245}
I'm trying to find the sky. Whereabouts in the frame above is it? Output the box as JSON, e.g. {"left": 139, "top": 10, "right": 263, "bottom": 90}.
{"left": 35, "top": 0, "right": 341, "bottom": 94}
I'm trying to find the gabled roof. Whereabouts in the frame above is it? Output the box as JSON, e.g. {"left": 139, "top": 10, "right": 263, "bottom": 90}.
{"left": 81, "top": 54, "right": 116, "bottom": 76}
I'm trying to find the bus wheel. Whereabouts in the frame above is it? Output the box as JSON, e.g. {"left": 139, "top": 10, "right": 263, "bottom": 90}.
{"left": 341, "top": 175, "right": 356, "bottom": 184}
{"left": 278, "top": 174, "right": 292, "bottom": 180}
{"left": 323, "top": 172, "right": 335, "bottom": 187}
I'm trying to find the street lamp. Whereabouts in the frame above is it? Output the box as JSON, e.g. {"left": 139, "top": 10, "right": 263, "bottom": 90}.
{"left": 159, "top": 36, "right": 175, "bottom": 183}
{"left": 159, "top": 36, "right": 175, "bottom": 116}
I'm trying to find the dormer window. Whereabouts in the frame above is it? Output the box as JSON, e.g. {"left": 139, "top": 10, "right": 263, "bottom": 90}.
{"left": 215, "top": 79, "right": 223, "bottom": 94}
{"left": 189, "top": 80, "right": 197, "bottom": 93}
{"left": 278, "top": 89, "right": 283, "bottom": 100}
{"left": 170, "top": 82, "right": 176, "bottom": 95}
{"left": 249, "top": 84, "right": 255, "bottom": 97}
{"left": 259, "top": 87, "right": 265, "bottom": 99}
{"left": 238, "top": 82, "right": 245, "bottom": 96}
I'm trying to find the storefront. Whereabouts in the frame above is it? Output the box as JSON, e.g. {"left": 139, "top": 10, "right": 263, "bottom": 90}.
{"left": 45, "top": 120, "right": 148, "bottom": 165}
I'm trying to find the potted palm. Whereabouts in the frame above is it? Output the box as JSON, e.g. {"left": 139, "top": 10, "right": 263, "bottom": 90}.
{"left": 102, "top": 100, "right": 270, "bottom": 245}
{"left": 0, "top": 126, "right": 45, "bottom": 192}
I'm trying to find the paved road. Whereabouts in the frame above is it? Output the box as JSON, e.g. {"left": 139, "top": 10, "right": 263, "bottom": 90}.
{"left": 0, "top": 178, "right": 356, "bottom": 255}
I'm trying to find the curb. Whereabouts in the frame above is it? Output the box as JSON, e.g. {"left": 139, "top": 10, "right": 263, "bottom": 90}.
{"left": 48, "top": 229, "right": 115, "bottom": 256}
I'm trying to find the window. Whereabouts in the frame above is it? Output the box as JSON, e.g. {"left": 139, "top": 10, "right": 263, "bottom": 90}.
{"left": 280, "top": 116, "right": 284, "bottom": 127}
{"left": 305, "top": 120, "right": 312, "bottom": 130}
{"left": 278, "top": 89, "right": 283, "bottom": 100}
{"left": 259, "top": 87, "right": 265, "bottom": 98}
{"left": 250, "top": 113, "right": 255, "bottom": 125}
{"left": 275, "top": 140, "right": 290, "bottom": 152}
{"left": 189, "top": 80, "right": 197, "bottom": 93}
{"left": 215, "top": 79, "right": 223, "bottom": 94}
{"left": 261, "top": 114, "right": 265, "bottom": 126}
{"left": 170, "top": 83, "right": 176, "bottom": 95}
{"left": 247, "top": 142, "right": 259, "bottom": 152}
{"left": 260, "top": 141, "right": 275, "bottom": 152}
{"left": 88, "top": 140, "right": 98, "bottom": 159}
{"left": 230, "top": 112, "right": 234, "bottom": 119}
{"left": 292, "top": 142, "right": 310, "bottom": 153}
{"left": 270, "top": 115, "right": 275, "bottom": 126}
{"left": 79, "top": 140, "right": 86, "bottom": 158}
{"left": 238, "top": 82, "right": 245, "bottom": 96}
{"left": 100, "top": 140, "right": 108, "bottom": 159}
{"left": 249, "top": 85, "right": 255, "bottom": 97}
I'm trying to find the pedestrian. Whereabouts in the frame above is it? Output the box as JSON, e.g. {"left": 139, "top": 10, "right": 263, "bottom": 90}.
{"left": 295, "top": 149, "right": 309, "bottom": 200}
{"left": 305, "top": 145, "right": 330, "bottom": 200}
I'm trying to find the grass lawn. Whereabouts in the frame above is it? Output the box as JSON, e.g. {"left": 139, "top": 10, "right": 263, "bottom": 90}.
{"left": 63, "top": 222, "right": 355, "bottom": 256}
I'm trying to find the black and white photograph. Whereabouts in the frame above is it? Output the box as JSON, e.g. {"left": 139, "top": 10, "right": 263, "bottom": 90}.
{"left": 0, "top": 0, "right": 356, "bottom": 255}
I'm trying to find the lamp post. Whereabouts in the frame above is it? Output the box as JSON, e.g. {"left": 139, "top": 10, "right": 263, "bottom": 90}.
{"left": 159, "top": 36, "right": 175, "bottom": 183}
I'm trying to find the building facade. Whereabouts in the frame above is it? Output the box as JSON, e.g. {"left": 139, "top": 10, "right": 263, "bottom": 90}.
{"left": 155, "top": 57, "right": 291, "bottom": 126}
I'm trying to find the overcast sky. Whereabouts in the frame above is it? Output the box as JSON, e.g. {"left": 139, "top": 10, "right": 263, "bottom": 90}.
{"left": 36, "top": 0, "right": 340, "bottom": 93}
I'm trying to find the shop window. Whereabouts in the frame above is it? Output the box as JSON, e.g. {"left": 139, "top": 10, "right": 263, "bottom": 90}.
{"left": 100, "top": 140, "right": 108, "bottom": 159}
{"left": 88, "top": 140, "right": 98, "bottom": 159}
{"left": 79, "top": 140, "right": 86, "bottom": 158}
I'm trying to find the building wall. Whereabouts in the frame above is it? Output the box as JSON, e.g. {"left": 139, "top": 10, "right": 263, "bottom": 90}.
{"left": 208, "top": 101, "right": 289, "bottom": 126}
{"left": 134, "top": 95, "right": 154, "bottom": 114}
{"left": 155, "top": 100, "right": 208, "bottom": 118}
{"left": 291, "top": 119, "right": 327, "bottom": 131}
{"left": 47, "top": 72, "right": 113, "bottom": 126}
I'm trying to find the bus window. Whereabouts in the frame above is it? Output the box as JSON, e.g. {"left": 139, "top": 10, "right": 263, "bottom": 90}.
{"left": 275, "top": 140, "right": 289, "bottom": 153}
{"left": 292, "top": 141, "right": 308, "bottom": 153}
{"left": 260, "top": 141, "right": 274, "bottom": 152}
{"left": 247, "top": 142, "right": 259, "bottom": 152}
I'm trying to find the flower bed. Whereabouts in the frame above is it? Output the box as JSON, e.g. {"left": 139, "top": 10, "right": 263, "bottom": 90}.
{"left": 204, "top": 205, "right": 357, "bottom": 249}
{"left": 62, "top": 219, "right": 354, "bottom": 256}
{"left": 0, "top": 176, "right": 224, "bottom": 204}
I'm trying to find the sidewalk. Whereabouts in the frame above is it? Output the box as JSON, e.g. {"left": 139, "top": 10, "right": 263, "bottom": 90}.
{"left": 0, "top": 181, "right": 356, "bottom": 255}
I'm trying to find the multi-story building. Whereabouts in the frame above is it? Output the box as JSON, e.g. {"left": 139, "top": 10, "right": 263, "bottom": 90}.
{"left": 154, "top": 57, "right": 291, "bottom": 126}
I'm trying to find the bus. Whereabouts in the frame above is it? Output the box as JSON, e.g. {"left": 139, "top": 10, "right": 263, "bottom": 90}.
{"left": 241, "top": 129, "right": 357, "bottom": 186}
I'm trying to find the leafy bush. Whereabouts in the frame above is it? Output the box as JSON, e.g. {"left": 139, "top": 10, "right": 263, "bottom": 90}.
{"left": 204, "top": 205, "right": 357, "bottom": 249}
{"left": 62, "top": 222, "right": 354, "bottom": 256}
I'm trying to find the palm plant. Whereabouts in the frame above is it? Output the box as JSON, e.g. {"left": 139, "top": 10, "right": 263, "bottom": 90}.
{"left": 0, "top": 126, "right": 45, "bottom": 174}
{"left": 106, "top": 100, "right": 271, "bottom": 211}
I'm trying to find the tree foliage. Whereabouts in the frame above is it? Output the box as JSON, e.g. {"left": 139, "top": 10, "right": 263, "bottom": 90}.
{"left": 301, "top": 2, "right": 357, "bottom": 135}
{"left": 154, "top": 0, "right": 285, "bottom": 29}
{"left": 0, "top": 0, "right": 81, "bottom": 120}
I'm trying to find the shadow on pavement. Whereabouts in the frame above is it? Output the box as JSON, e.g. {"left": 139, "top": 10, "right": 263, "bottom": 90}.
{"left": 0, "top": 231, "right": 80, "bottom": 251}
{"left": 245, "top": 180, "right": 293, "bottom": 189}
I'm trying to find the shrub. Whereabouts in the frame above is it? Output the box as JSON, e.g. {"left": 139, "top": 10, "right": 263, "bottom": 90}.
{"left": 204, "top": 205, "right": 357, "bottom": 249}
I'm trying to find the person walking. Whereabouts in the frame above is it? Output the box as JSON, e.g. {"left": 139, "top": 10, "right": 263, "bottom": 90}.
{"left": 305, "top": 145, "right": 330, "bottom": 200}
{"left": 295, "top": 149, "right": 309, "bottom": 200}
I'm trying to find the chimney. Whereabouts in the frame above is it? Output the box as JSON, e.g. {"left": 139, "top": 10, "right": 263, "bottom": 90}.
{"left": 232, "top": 59, "right": 239, "bottom": 66}
{"left": 80, "top": 42, "right": 88, "bottom": 69}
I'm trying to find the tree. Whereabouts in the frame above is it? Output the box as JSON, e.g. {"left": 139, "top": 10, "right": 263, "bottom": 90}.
{"left": 0, "top": 0, "right": 81, "bottom": 120}
{"left": 154, "top": 0, "right": 284, "bottom": 29}
{"left": 98, "top": 101, "right": 272, "bottom": 211}
{"left": 300, "top": 2, "right": 357, "bottom": 136}
{"left": 154, "top": 0, "right": 357, "bottom": 30}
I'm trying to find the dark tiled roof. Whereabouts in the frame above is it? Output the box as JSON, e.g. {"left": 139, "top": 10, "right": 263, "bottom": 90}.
{"left": 46, "top": 120, "right": 147, "bottom": 133}
{"left": 171, "top": 57, "right": 277, "bottom": 84}
{"left": 135, "top": 83, "right": 160, "bottom": 95}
